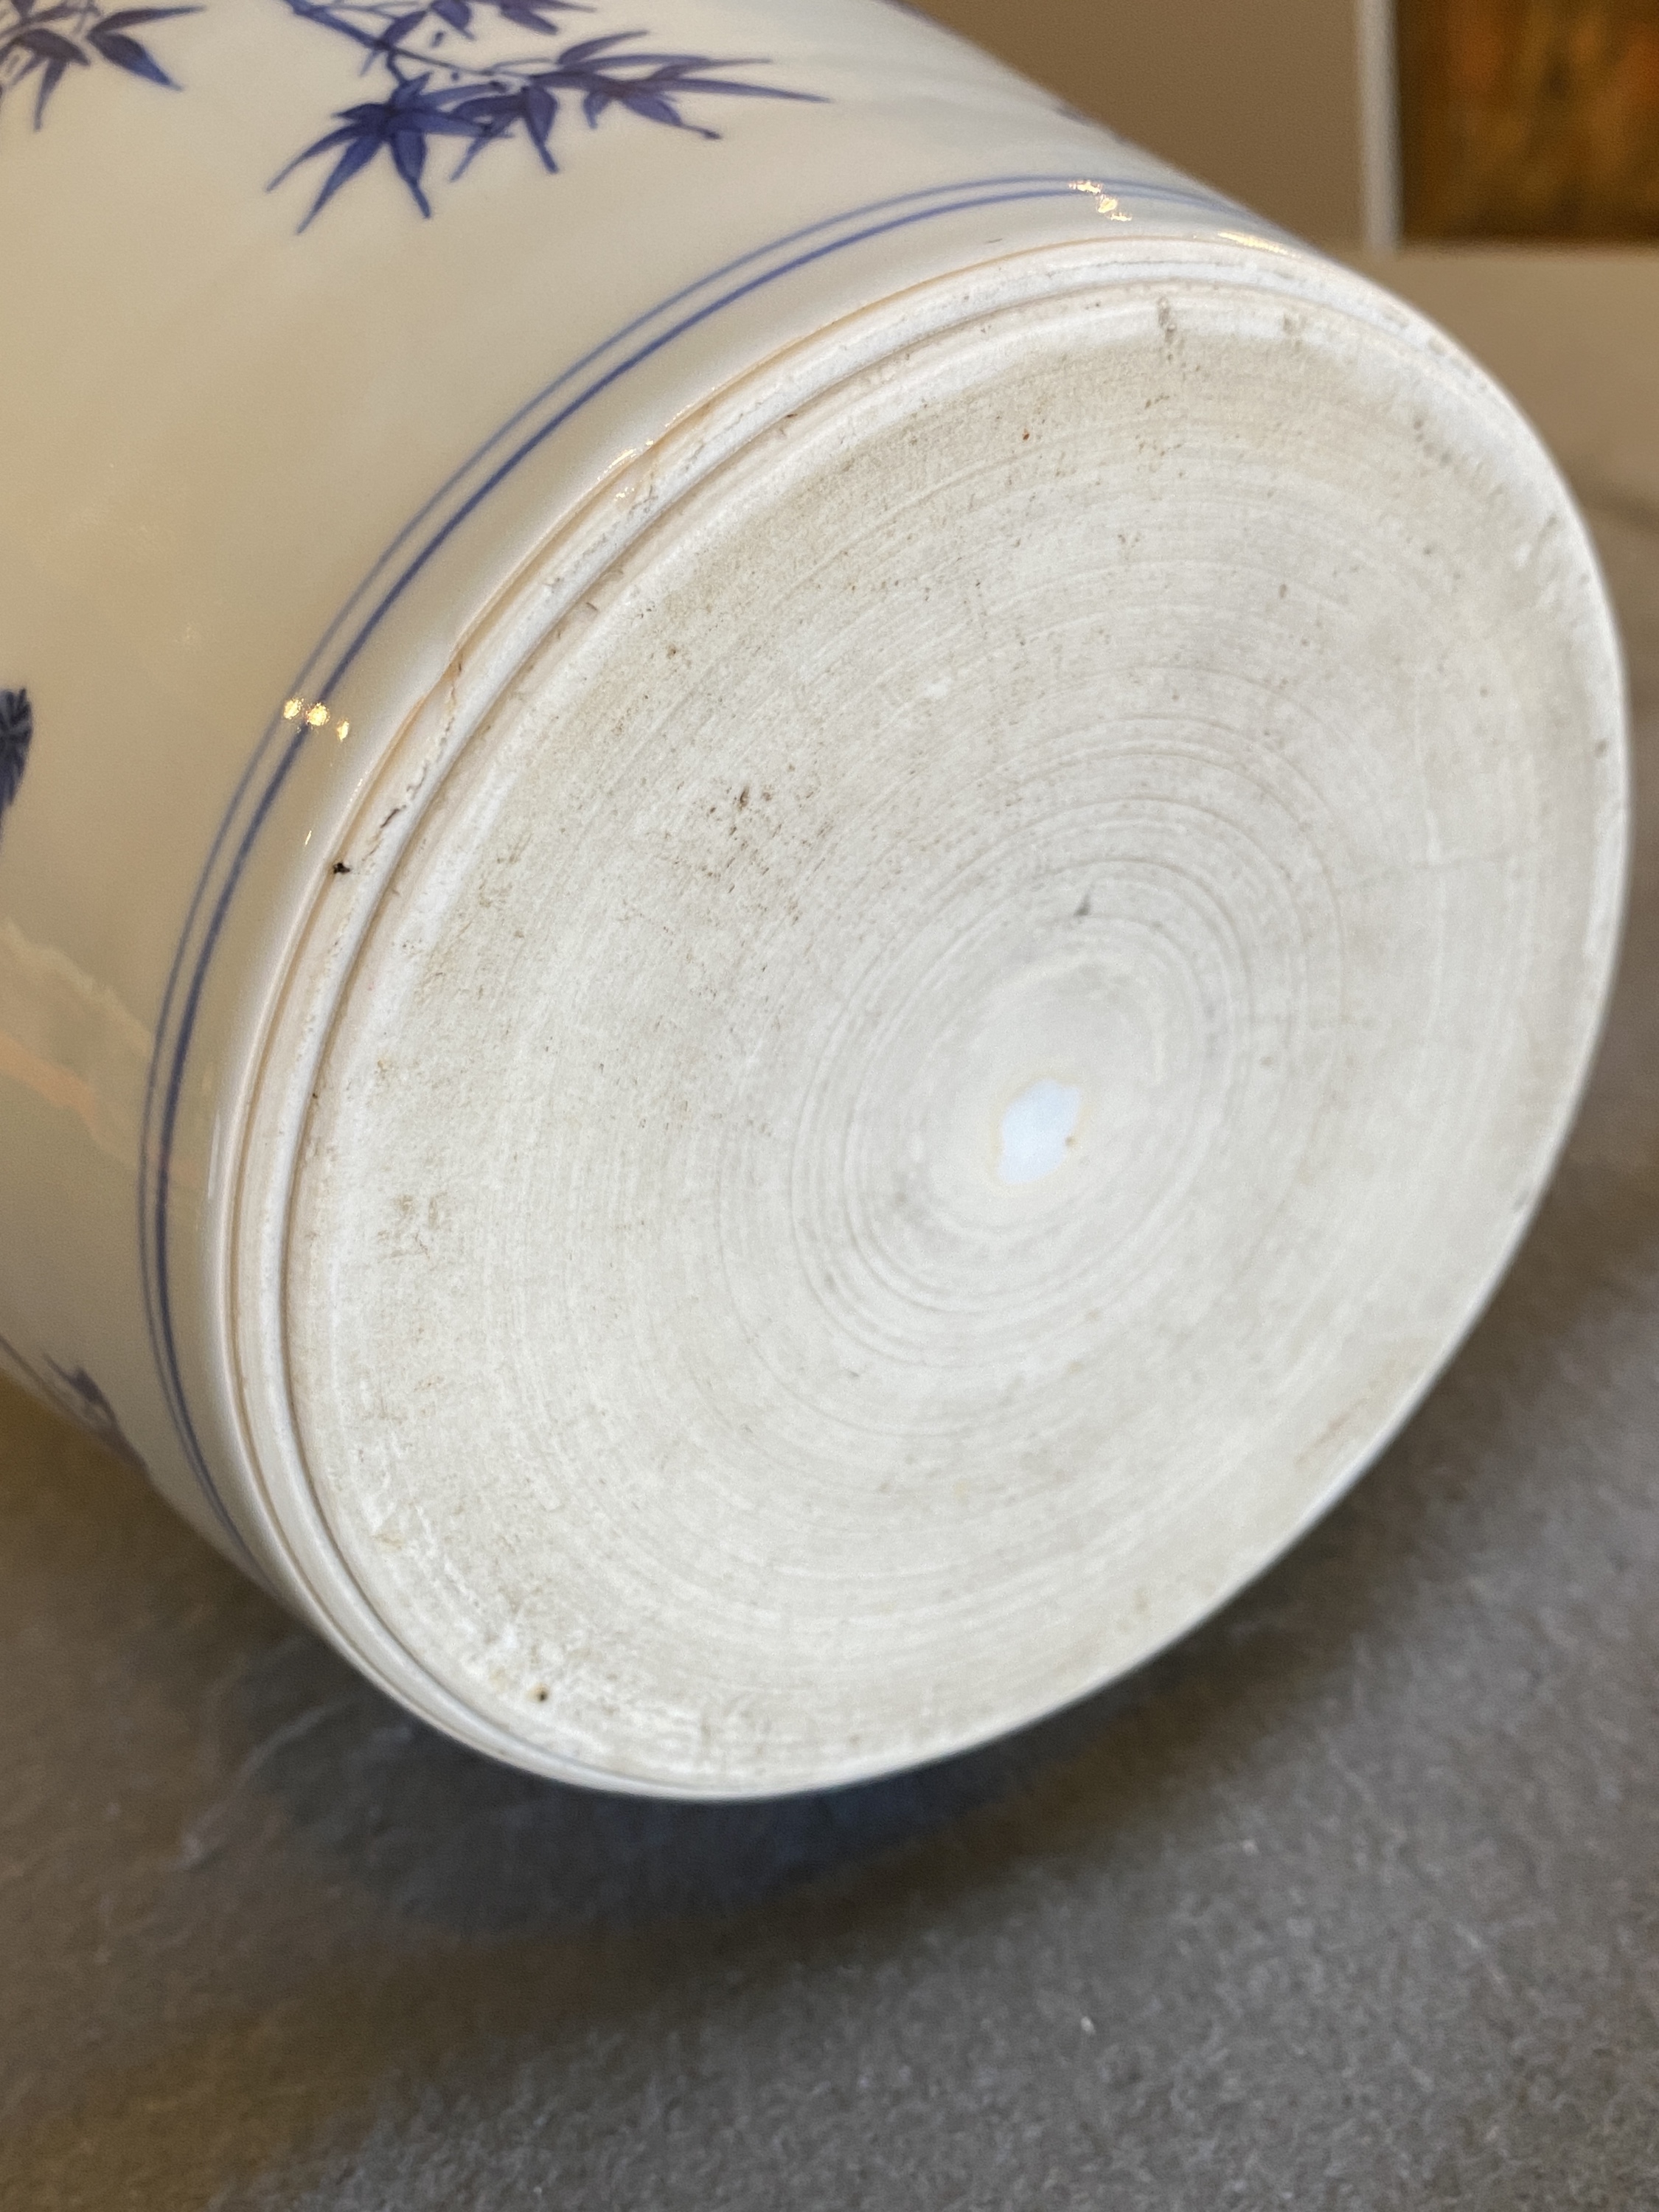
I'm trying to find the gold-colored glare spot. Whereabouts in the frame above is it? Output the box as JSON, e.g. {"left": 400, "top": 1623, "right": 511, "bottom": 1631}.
{"left": 335, "top": 720, "right": 349, "bottom": 743}
{"left": 1217, "top": 231, "right": 1290, "bottom": 255}
{"left": 306, "top": 703, "right": 330, "bottom": 727}
{"left": 1068, "top": 179, "right": 1130, "bottom": 220}
{"left": 282, "top": 698, "right": 304, "bottom": 721}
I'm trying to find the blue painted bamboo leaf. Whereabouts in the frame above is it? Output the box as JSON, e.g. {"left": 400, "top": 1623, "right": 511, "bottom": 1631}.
{"left": 553, "top": 30, "right": 645, "bottom": 64}
{"left": 1, "top": 0, "right": 199, "bottom": 127}
{"left": 270, "top": 74, "right": 487, "bottom": 226}
{"left": 2, "top": 21, "right": 86, "bottom": 126}
{"left": 524, "top": 77, "right": 554, "bottom": 147}
{"left": 447, "top": 78, "right": 560, "bottom": 172}
{"left": 0, "top": 689, "right": 33, "bottom": 827}
{"left": 32, "top": 55, "right": 72, "bottom": 125}
{"left": 614, "top": 88, "right": 687, "bottom": 126}
{"left": 495, "top": 1, "right": 570, "bottom": 31}
{"left": 86, "top": 24, "right": 178, "bottom": 84}
{"left": 291, "top": 127, "right": 379, "bottom": 223}
{"left": 5, "top": 24, "right": 86, "bottom": 61}
{"left": 97, "top": 7, "right": 201, "bottom": 29}
{"left": 6, "top": 0, "right": 823, "bottom": 225}
{"left": 380, "top": 10, "right": 428, "bottom": 49}
{"left": 656, "top": 74, "right": 818, "bottom": 102}
{"left": 390, "top": 119, "right": 428, "bottom": 207}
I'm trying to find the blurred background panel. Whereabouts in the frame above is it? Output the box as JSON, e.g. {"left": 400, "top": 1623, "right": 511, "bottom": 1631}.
{"left": 1402, "top": 0, "right": 1659, "bottom": 237}
{"left": 920, "top": 1, "right": 1659, "bottom": 245}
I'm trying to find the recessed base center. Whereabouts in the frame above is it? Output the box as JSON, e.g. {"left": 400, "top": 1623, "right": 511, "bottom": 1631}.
{"left": 998, "top": 1077, "right": 1083, "bottom": 1185}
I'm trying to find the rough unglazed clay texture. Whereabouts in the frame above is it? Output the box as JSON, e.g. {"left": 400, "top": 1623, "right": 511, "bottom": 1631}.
{"left": 279, "top": 266, "right": 1621, "bottom": 1795}
{"left": 2, "top": 425, "right": 1658, "bottom": 2208}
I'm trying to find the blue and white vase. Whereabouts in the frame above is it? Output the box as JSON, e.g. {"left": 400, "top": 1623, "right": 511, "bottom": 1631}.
{"left": 0, "top": 0, "right": 1627, "bottom": 1793}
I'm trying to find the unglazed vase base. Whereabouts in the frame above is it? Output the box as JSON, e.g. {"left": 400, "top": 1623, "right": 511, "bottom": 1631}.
{"left": 283, "top": 275, "right": 1622, "bottom": 1795}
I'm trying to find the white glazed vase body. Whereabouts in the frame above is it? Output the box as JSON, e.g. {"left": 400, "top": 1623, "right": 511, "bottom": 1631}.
{"left": 0, "top": 0, "right": 1627, "bottom": 1793}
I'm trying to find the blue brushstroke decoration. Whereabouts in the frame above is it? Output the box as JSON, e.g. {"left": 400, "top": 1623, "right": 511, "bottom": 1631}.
{"left": 269, "top": 1, "right": 823, "bottom": 228}
{"left": 0, "top": 687, "right": 31, "bottom": 842}
{"left": 0, "top": 4, "right": 198, "bottom": 130}
{"left": 2, "top": 2, "right": 821, "bottom": 224}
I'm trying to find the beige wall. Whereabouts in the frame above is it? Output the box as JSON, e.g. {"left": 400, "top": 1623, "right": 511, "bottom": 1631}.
{"left": 917, "top": 0, "right": 1367, "bottom": 242}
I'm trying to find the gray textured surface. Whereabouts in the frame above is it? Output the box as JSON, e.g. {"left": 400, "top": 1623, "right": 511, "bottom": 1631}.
{"left": 4, "top": 453, "right": 1659, "bottom": 2211}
